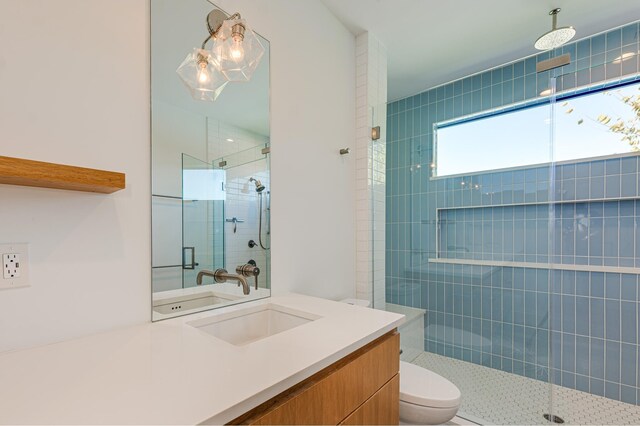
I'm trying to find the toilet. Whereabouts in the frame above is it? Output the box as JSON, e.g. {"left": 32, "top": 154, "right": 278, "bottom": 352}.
{"left": 399, "top": 361, "right": 461, "bottom": 425}
{"left": 338, "top": 299, "right": 461, "bottom": 424}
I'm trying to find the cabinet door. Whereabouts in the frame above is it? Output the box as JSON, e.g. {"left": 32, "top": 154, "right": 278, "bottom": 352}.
{"left": 232, "top": 331, "right": 399, "bottom": 425}
{"left": 340, "top": 375, "right": 399, "bottom": 425}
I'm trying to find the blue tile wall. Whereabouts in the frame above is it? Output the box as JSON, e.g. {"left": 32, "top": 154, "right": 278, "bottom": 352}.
{"left": 386, "top": 22, "right": 640, "bottom": 405}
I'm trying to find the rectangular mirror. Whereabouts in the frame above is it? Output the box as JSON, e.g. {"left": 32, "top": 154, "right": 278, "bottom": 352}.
{"left": 151, "top": 0, "right": 270, "bottom": 321}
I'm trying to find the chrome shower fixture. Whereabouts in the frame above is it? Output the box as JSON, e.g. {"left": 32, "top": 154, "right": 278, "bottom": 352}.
{"left": 249, "top": 177, "right": 265, "bottom": 192}
{"left": 534, "top": 8, "right": 575, "bottom": 51}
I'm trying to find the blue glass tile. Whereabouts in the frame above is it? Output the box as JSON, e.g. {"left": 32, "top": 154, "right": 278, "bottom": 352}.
{"left": 481, "top": 87, "right": 492, "bottom": 110}
{"left": 591, "top": 378, "right": 605, "bottom": 397}
{"left": 525, "top": 57, "right": 536, "bottom": 75}
{"left": 575, "top": 272, "right": 589, "bottom": 296}
{"left": 621, "top": 274, "right": 637, "bottom": 301}
{"left": 513, "top": 61, "right": 525, "bottom": 78}
{"left": 576, "top": 374, "right": 590, "bottom": 393}
{"left": 621, "top": 386, "right": 636, "bottom": 404}
{"left": 491, "top": 68, "right": 502, "bottom": 85}
{"left": 453, "top": 80, "right": 463, "bottom": 97}
{"left": 513, "top": 77, "right": 524, "bottom": 102}
{"left": 575, "top": 178, "right": 589, "bottom": 200}
{"left": 471, "top": 74, "right": 481, "bottom": 91}
{"left": 621, "top": 302, "right": 636, "bottom": 344}
{"left": 406, "top": 95, "right": 414, "bottom": 110}
{"left": 575, "top": 296, "right": 589, "bottom": 336}
{"left": 561, "top": 370, "right": 575, "bottom": 388}
{"left": 562, "top": 334, "right": 576, "bottom": 373}
{"left": 605, "top": 175, "right": 621, "bottom": 198}
{"left": 591, "top": 177, "right": 604, "bottom": 198}
{"left": 622, "top": 23, "right": 638, "bottom": 46}
{"left": 619, "top": 345, "right": 637, "bottom": 391}
{"left": 592, "top": 34, "right": 606, "bottom": 55}
{"left": 442, "top": 84, "right": 453, "bottom": 99}
{"left": 419, "top": 91, "right": 428, "bottom": 106}
{"left": 603, "top": 218, "right": 619, "bottom": 258}
{"left": 591, "top": 338, "right": 605, "bottom": 379}
{"left": 606, "top": 273, "right": 621, "bottom": 299}
{"left": 620, "top": 217, "right": 634, "bottom": 258}
{"left": 606, "top": 29, "right": 622, "bottom": 50}
{"left": 620, "top": 200, "right": 635, "bottom": 216}
{"left": 481, "top": 71, "right": 492, "bottom": 88}
{"left": 575, "top": 336, "right": 590, "bottom": 376}
{"left": 524, "top": 74, "right": 537, "bottom": 99}
{"left": 591, "top": 298, "right": 605, "bottom": 338}
{"left": 605, "top": 381, "right": 621, "bottom": 400}
{"left": 577, "top": 39, "right": 590, "bottom": 59}
{"left": 470, "top": 90, "right": 481, "bottom": 112}
{"left": 621, "top": 156, "right": 637, "bottom": 174}
{"left": 605, "top": 300, "right": 621, "bottom": 341}
{"left": 591, "top": 160, "right": 605, "bottom": 176}
{"left": 592, "top": 63, "right": 606, "bottom": 82}
{"left": 562, "top": 295, "right": 576, "bottom": 333}
{"left": 591, "top": 202, "right": 604, "bottom": 217}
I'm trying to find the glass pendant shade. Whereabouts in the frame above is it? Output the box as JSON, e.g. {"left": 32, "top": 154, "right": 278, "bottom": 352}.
{"left": 212, "top": 18, "right": 265, "bottom": 82}
{"left": 176, "top": 48, "right": 228, "bottom": 101}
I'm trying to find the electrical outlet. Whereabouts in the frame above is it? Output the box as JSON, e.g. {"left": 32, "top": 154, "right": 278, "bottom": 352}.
{"left": 0, "top": 243, "right": 29, "bottom": 290}
{"left": 3, "top": 253, "right": 20, "bottom": 278}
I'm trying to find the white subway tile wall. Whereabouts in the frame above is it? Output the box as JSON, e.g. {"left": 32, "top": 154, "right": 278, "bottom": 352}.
{"left": 355, "top": 32, "right": 387, "bottom": 308}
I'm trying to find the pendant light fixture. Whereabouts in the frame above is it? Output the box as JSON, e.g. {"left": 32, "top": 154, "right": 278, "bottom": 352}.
{"left": 211, "top": 15, "right": 265, "bottom": 82}
{"left": 176, "top": 48, "right": 228, "bottom": 102}
{"left": 534, "top": 8, "right": 576, "bottom": 51}
{"left": 176, "top": 9, "right": 265, "bottom": 101}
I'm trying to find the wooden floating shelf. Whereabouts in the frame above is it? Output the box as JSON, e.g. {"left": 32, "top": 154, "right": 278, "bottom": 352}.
{"left": 0, "top": 156, "right": 125, "bottom": 194}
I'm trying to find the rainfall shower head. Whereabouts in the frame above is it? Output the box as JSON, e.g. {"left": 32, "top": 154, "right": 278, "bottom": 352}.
{"left": 534, "top": 8, "right": 575, "bottom": 51}
{"left": 249, "top": 177, "right": 266, "bottom": 192}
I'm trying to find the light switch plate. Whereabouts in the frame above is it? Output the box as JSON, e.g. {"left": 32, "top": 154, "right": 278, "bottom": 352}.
{"left": 0, "top": 243, "right": 29, "bottom": 290}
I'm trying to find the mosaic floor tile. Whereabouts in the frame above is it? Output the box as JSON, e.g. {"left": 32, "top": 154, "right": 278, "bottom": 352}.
{"left": 412, "top": 352, "right": 640, "bottom": 425}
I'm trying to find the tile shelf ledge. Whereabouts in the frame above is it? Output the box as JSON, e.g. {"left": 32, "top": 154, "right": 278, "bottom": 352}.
{"left": 428, "top": 258, "right": 639, "bottom": 274}
{"left": 0, "top": 155, "right": 125, "bottom": 194}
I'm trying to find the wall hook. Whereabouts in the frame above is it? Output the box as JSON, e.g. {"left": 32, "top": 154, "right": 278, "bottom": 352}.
{"left": 339, "top": 148, "right": 350, "bottom": 155}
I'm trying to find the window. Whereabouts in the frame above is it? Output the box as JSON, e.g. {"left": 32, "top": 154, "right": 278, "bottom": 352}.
{"left": 434, "top": 81, "right": 640, "bottom": 177}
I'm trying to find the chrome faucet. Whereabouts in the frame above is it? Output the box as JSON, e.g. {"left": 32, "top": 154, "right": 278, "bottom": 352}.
{"left": 196, "top": 268, "right": 250, "bottom": 295}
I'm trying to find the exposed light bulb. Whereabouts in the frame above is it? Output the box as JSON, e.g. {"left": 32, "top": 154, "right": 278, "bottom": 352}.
{"left": 230, "top": 36, "right": 245, "bottom": 61}
{"left": 197, "top": 62, "right": 210, "bottom": 85}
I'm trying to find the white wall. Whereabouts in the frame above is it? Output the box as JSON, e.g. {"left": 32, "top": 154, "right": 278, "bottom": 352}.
{"left": 0, "top": 0, "right": 356, "bottom": 352}
{"left": 213, "top": 0, "right": 357, "bottom": 301}
{"left": 0, "top": 0, "right": 150, "bottom": 352}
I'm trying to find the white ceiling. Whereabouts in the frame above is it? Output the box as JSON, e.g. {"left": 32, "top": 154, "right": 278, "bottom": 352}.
{"left": 321, "top": 0, "right": 640, "bottom": 101}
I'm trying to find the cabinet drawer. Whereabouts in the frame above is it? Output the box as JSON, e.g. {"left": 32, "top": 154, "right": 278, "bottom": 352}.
{"left": 231, "top": 330, "right": 399, "bottom": 425}
{"left": 340, "top": 374, "right": 399, "bottom": 425}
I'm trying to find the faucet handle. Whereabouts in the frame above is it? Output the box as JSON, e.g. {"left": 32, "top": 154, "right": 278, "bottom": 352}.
{"left": 236, "top": 264, "right": 260, "bottom": 290}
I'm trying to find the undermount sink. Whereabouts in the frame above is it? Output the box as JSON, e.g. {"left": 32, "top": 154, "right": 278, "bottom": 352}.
{"left": 188, "top": 304, "right": 321, "bottom": 346}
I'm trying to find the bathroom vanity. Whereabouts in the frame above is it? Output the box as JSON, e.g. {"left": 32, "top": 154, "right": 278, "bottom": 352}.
{"left": 0, "top": 294, "right": 404, "bottom": 425}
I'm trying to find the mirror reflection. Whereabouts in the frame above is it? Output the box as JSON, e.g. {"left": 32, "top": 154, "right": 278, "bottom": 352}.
{"left": 151, "top": 0, "right": 270, "bottom": 321}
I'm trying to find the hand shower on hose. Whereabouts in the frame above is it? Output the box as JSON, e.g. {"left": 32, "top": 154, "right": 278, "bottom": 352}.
{"left": 249, "top": 177, "right": 270, "bottom": 250}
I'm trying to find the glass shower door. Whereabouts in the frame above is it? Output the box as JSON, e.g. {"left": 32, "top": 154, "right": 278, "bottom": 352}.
{"left": 181, "top": 153, "right": 225, "bottom": 288}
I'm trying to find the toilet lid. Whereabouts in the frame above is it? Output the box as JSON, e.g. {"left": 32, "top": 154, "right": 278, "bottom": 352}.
{"left": 400, "top": 361, "right": 461, "bottom": 408}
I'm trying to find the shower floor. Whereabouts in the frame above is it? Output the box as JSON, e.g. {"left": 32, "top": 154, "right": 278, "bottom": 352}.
{"left": 412, "top": 352, "right": 640, "bottom": 425}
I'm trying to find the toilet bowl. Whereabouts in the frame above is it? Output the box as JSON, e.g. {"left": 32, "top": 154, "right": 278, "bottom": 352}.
{"left": 399, "top": 361, "right": 461, "bottom": 425}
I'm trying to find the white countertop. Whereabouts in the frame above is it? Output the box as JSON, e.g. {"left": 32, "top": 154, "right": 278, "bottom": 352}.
{"left": 0, "top": 294, "right": 405, "bottom": 425}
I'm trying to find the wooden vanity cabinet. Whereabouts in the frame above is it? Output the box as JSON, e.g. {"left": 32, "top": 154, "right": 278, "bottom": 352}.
{"left": 229, "top": 330, "right": 400, "bottom": 425}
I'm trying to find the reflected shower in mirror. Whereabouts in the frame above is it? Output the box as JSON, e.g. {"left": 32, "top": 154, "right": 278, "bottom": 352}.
{"left": 151, "top": 0, "right": 270, "bottom": 321}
